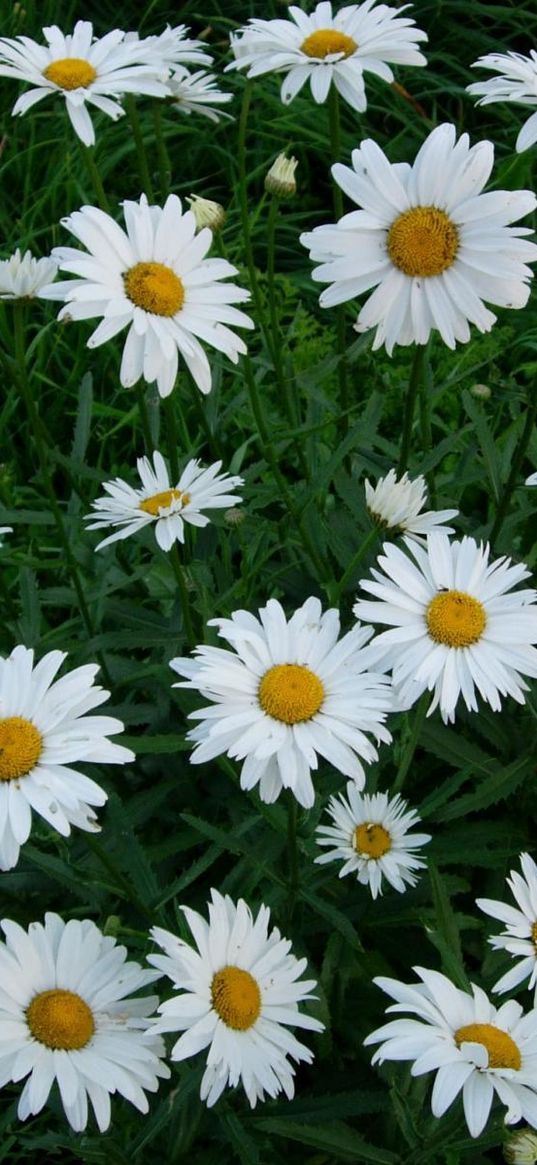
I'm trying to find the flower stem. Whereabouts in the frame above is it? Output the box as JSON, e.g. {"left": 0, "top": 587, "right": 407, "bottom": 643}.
{"left": 333, "top": 526, "right": 380, "bottom": 602}
{"left": 163, "top": 397, "right": 180, "bottom": 482}
{"left": 419, "top": 344, "right": 437, "bottom": 504}
{"left": 168, "top": 542, "right": 197, "bottom": 648}
{"left": 392, "top": 692, "right": 429, "bottom": 795}
{"left": 266, "top": 195, "right": 302, "bottom": 437}
{"left": 397, "top": 345, "right": 427, "bottom": 474}
{"left": 79, "top": 142, "right": 110, "bottom": 212}
{"left": 152, "top": 102, "right": 171, "bottom": 201}
{"left": 134, "top": 381, "right": 154, "bottom": 452}
{"left": 287, "top": 794, "right": 299, "bottom": 923}
{"left": 126, "top": 95, "right": 154, "bottom": 200}
{"left": 328, "top": 87, "right": 349, "bottom": 434}
{"left": 490, "top": 389, "right": 537, "bottom": 545}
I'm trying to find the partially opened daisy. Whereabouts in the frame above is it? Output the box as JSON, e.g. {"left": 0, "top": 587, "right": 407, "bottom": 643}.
{"left": 126, "top": 24, "right": 213, "bottom": 72}
{"left": 0, "top": 249, "right": 57, "bottom": 299}
{"left": 0, "top": 912, "right": 169, "bottom": 1131}
{"left": 227, "top": 1, "right": 427, "bottom": 114}
{"left": 353, "top": 532, "right": 537, "bottom": 723}
{"left": 85, "top": 451, "right": 243, "bottom": 551}
{"left": 467, "top": 52, "right": 537, "bottom": 154}
{"left": 169, "top": 68, "right": 233, "bottom": 122}
{"left": 40, "top": 193, "right": 252, "bottom": 397}
{"left": 0, "top": 645, "right": 134, "bottom": 870}
{"left": 170, "top": 597, "right": 393, "bottom": 809}
{"left": 365, "top": 968, "right": 537, "bottom": 1138}
{"left": 478, "top": 853, "right": 537, "bottom": 997}
{"left": 365, "top": 469, "right": 458, "bottom": 542}
{"left": 300, "top": 123, "right": 537, "bottom": 353}
{"left": 315, "top": 785, "right": 430, "bottom": 898}
{"left": 148, "top": 889, "right": 323, "bottom": 1108}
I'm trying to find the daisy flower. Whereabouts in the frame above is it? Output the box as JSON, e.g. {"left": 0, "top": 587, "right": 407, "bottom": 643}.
{"left": 300, "top": 123, "right": 537, "bottom": 354}
{"left": 170, "top": 596, "right": 393, "bottom": 810}
{"left": 477, "top": 853, "right": 537, "bottom": 997}
{"left": 0, "top": 644, "right": 134, "bottom": 871}
{"left": 0, "top": 527, "right": 12, "bottom": 539}
{"left": 0, "top": 912, "right": 169, "bottom": 1131}
{"left": 0, "top": 20, "right": 170, "bottom": 147}
{"left": 526, "top": 472, "right": 537, "bottom": 486}
{"left": 467, "top": 52, "right": 537, "bottom": 154}
{"left": 353, "top": 532, "right": 537, "bottom": 724}
{"left": 126, "top": 25, "right": 213, "bottom": 73}
{"left": 315, "top": 785, "right": 431, "bottom": 898}
{"left": 365, "top": 967, "right": 537, "bottom": 1138}
{"left": 85, "top": 451, "right": 243, "bottom": 552}
{"left": 365, "top": 469, "right": 458, "bottom": 542}
{"left": 0, "top": 249, "right": 57, "bottom": 299}
{"left": 227, "top": 1, "right": 427, "bottom": 114}
{"left": 168, "top": 68, "right": 233, "bottom": 122}
{"left": 40, "top": 193, "right": 253, "bottom": 398}
{"left": 148, "top": 889, "right": 323, "bottom": 1108}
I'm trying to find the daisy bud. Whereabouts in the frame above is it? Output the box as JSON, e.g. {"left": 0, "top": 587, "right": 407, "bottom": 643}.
{"left": 265, "top": 153, "right": 298, "bottom": 199}
{"left": 186, "top": 193, "right": 226, "bottom": 233}
{"left": 470, "top": 382, "right": 491, "bottom": 400}
{"left": 224, "top": 506, "right": 245, "bottom": 526}
{"left": 504, "top": 1129, "right": 537, "bottom": 1164}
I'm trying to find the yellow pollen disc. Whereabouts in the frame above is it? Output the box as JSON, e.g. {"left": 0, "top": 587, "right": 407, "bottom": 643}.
{"left": 211, "top": 965, "right": 261, "bottom": 1031}
{"left": 454, "top": 1022, "right": 521, "bottom": 1071}
{"left": 0, "top": 717, "right": 42, "bottom": 782}
{"left": 354, "top": 822, "right": 391, "bottom": 858}
{"left": 43, "top": 57, "right": 97, "bottom": 90}
{"left": 426, "top": 590, "right": 486, "bottom": 649}
{"left": 258, "top": 663, "right": 325, "bottom": 724}
{"left": 387, "top": 206, "right": 459, "bottom": 278}
{"left": 27, "top": 989, "right": 95, "bottom": 1050}
{"left": 532, "top": 921, "right": 537, "bottom": 952}
{"left": 139, "top": 488, "right": 190, "bottom": 516}
{"left": 123, "top": 262, "right": 185, "bottom": 317}
{"left": 301, "top": 28, "right": 357, "bottom": 59}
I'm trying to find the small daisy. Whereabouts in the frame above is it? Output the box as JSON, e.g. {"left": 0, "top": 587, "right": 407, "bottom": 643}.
{"left": 315, "top": 785, "right": 431, "bottom": 898}
{"left": 169, "top": 68, "right": 233, "bottom": 122}
{"left": 170, "top": 596, "right": 393, "bottom": 810}
{"left": 526, "top": 472, "right": 537, "bottom": 486}
{"left": 300, "top": 123, "right": 537, "bottom": 354}
{"left": 126, "top": 25, "right": 212, "bottom": 73}
{"left": 478, "top": 853, "right": 537, "bottom": 997}
{"left": 365, "top": 968, "right": 537, "bottom": 1138}
{"left": 0, "top": 912, "right": 169, "bottom": 1131}
{"left": 0, "top": 249, "right": 58, "bottom": 299}
{"left": 365, "top": 469, "right": 458, "bottom": 542}
{"left": 0, "top": 645, "right": 134, "bottom": 871}
{"left": 227, "top": 0, "right": 427, "bottom": 114}
{"left": 0, "top": 21, "right": 170, "bottom": 147}
{"left": 85, "top": 451, "right": 243, "bottom": 552}
{"left": 467, "top": 52, "right": 537, "bottom": 154}
{"left": 148, "top": 888, "right": 324, "bottom": 1108}
{"left": 40, "top": 193, "right": 253, "bottom": 398}
{"left": 353, "top": 532, "right": 537, "bottom": 724}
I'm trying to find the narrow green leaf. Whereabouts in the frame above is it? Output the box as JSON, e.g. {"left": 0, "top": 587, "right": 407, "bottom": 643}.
{"left": 426, "top": 861, "right": 470, "bottom": 990}
{"left": 462, "top": 390, "right": 502, "bottom": 500}
{"left": 435, "top": 755, "right": 532, "bottom": 821}
{"left": 252, "top": 1119, "right": 398, "bottom": 1164}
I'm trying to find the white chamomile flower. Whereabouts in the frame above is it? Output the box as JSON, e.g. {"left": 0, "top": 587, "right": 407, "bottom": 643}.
{"left": 0, "top": 21, "right": 170, "bottom": 147}
{"left": 126, "top": 25, "right": 212, "bottom": 73}
{"left": 0, "top": 912, "right": 169, "bottom": 1131}
{"left": 526, "top": 472, "right": 537, "bottom": 486}
{"left": 365, "top": 469, "right": 458, "bottom": 542}
{"left": 85, "top": 451, "right": 243, "bottom": 552}
{"left": 0, "top": 644, "right": 134, "bottom": 871}
{"left": 148, "top": 888, "right": 323, "bottom": 1108}
{"left": 365, "top": 968, "right": 537, "bottom": 1138}
{"left": 170, "top": 596, "right": 393, "bottom": 810}
{"left": 478, "top": 853, "right": 537, "bottom": 997}
{"left": 40, "top": 193, "right": 253, "bottom": 398}
{"left": 315, "top": 784, "right": 431, "bottom": 898}
{"left": 467, "top": 52, "right": 537, "bottom": 154}
{"left": 169, "top": 67, "right": 233, "bottom": 122}
{"left": 0, "top": 249, "right": 57, "bottom": 299}
{"left": 227, "top": 0, "right": 427, "bottom": 114}
{"left": 353, "top": 532, "right": 537, "bottom": 724}
{"left": 300, "top": 123, "right": 537, "bottom": 354}
{"left": 0, "top": 527, "right": 12, "bottom": 539}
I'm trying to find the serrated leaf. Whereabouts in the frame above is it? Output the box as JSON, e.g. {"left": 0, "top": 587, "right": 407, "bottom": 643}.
{"left": 435, "top": 754, "right": 532, "bottom": 821}
{"left": 426, "top": 861, "right": 469, "bottom": 990}
{"left": 252, "top": 1119, "right": 398, "bottom": 1164}
{"left": 462, "top": 390, "right": 502, "bottom": 501}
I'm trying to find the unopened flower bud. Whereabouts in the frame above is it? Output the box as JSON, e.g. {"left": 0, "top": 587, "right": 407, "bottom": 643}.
{"left": 186, "top": 194, "right": 226, "bottom": 233}
{"left": 265, "top": 153, "right": 298, "bottom": 199}
{"left": 504, "top": 1129, "right": 537, "bottom": 1164}
{"left": 224, "top": 507, "right": 245, "bottom": 526}
{"left": 470, "top": 382, "right": 491, "bottom": 400}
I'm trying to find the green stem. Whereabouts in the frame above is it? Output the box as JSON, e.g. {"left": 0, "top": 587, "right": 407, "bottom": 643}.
{"left": 392, "top": 692, "right": 429, "bottom": 795}
{"left": 397, "top": 345, "right": 427, "bottom": 474}
{"left": 163, "top": 397, "right": 180, "bottom": 481}
{"left": 287, "top": 794, "right": 299, "bottom": 923}
{"left": 169, "top": 542, "right": 197, "bottom": 648}
{"left": 328, "top": 87, "right": 349, "bottom": 432}
{"left": 126, "top": 95, "right": 154, "bottom": 200}
{"left": 328, "top": 86, "right": 343, "bottom": 220}
{"left": 152, "top": 102, "right": 170, "bottom": 201}
{"left": 490, "top": 390, "right": 537, "bottom": 544}
{"left": 266, "top": 195, "right": 301, "bottom": 435}
{"left": 134, "top": 381, "right": 154, "bottom": 452}
{"left": 79, "top": 142, "right": 110, "bottom": 212}
{"left": 84, "top": 835, "right": 153, "bottom": 918}
{"left": 333, "top": 526, "right": 379, "bottom": 602}
{"left": 419, "top": 345, "right": 437, "bottom": 505}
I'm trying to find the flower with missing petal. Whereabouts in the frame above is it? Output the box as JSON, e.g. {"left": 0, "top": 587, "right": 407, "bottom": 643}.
{"left": 0, "top": 249, "right": 57, "bottom": 299}
{"left": 467, "top": 52, "right": 537, "bottom": 154}
{"left": 478, "top": 853, "right": 537, "bottom": 997}
{"left": 169, "top": 67, "right": 233, "bottom": 122}
{"left": 365, "top": 469, "right": 458, "bottom": 542}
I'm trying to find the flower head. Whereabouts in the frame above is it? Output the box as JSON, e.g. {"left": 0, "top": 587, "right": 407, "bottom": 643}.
{"left": 265, "top": 153, "right": 299, "bottom": 199}
{"left": 0, "top": 249, "right": 57, "bottom": 299}
{"left": 467, "top": 52, "right": 537, "bottom": 154}
{"left": 186, "top": 194, "right": 226, "bottom": 233}
{"left": 169, "top": 67, "right": 233, "bottom": 122}
{"left": 504, "top": 1128, "right": 537, "bottom": 1165}
{"left": 526, "top": 472, "right": 537, "bottom": 486}
{"left": 478, "top": 853, "right": 537, "bottom": 997}
{"left": 125, "top": 24, "right": 212, "bottom": 73}
{"left": 365, "top": 469, "right": 458, "bottom": 541}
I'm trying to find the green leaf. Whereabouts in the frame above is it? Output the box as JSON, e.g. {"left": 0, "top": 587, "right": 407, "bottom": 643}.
{"left": 462, "top": 389, "right": 502, "bottom": 501}
{"left": 435, "top": 754, "right": 532, "bottom": 821}
{"left": 251, "top": 1119, "right": 398, "bottom": 1164}
{"left": 70, "top": 371, "right": 93, "bottom": 464}
{"left": 426, "top": 861, "right": 469, "bottom": 990}
{"left": 300, "top": 888, "right": 364, "bottom": 953}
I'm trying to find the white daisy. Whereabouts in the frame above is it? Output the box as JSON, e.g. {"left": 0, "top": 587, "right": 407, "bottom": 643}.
{"left": 300, "top": 123, "right": 537, "bottom": 354}
{"left": 170, "top": 596, "right": 393, "bottom": 810}
{"left": 365, "top": 967, "right": 537, "bottom": 1138}
{"left": 526, "top": 472, "right": 537, "bottom": 486}
{"left": 168, "top": 68, "right": 233, "bottom": 122}
{"left": 0, "top": 527, "right": 12, "bottom": 538}
{"left": 353, "top": 532, "right": 537, "bottom": 724}
{"left": 125, "top": 25, "right": 212, "bottom": 73}
{"left": 148, "top": 888, "right": 323, "bottom": 1108}
{"left": 315, "top": 785, "right": 431, "bottom": 898}
{"left": 0, "top": 912, "right": 169, "bottom": 1131}
{"left": 40, "top": 193, "right": 253, "bottom": 398}
{"left": 467, "top": 52, "right": 537, "bottom": 155}
{"left": 227, "top": 0, "right": 427, "bottom": 114}
{"left": 477, "top": 853, "right": 537, "bottom": 997}
{"left": 0, "top": 21, "right": 170, "bottom": 147}
{"left": 85, "top": 451, "right": 243, "bottom": 552}
{"left": 0, "top": 644, "right": 134, "bottom": 871}
{"left": 365, "top": 469, "right": 458, "bottom": 542}
{"left": 0, "top": 249, "right": 57, "bottom": 299}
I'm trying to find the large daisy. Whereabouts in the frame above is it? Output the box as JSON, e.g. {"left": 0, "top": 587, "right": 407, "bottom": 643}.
{"left": 0, "top": 645, "right": 134, "bottom": 870}
{"left": 148, "top": 889, "right": 323, "bottom": 1108}
{"left": 40, "top": 193, "right": 253, "bottom": 398}
{"left": 227, "top": 1, "right": 427, "bottom": 114}
{"left": 365, "top": 968, "right": 537, "bottom": 1138}
{"left": 170, "top": 596, "right": 393, "bottom": 809}
{"left": 0, "top": 912, "right": 169, "bottom": 1131}
{"left": 365, "top": 469, "right": 458, "bottom": 542}
{"left": 0, "top": 249, "right": 58, "bottom": 299}
{"left": 478, "top": 853, "right": 537, "bottom": 997}
{"left": 353, "top": 532, "right": 537, "bottom": 723}
{"left": 300, "top": 123, "right": 537, "bottom": 354}
{"left": 467, "top": 52, "right": 537, "bottom": 155}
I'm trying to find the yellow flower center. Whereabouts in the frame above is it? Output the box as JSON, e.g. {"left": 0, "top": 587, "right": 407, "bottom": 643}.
{"left": 258, "top": 663, "right": 325, "bottom": 724}
{"left": 426, "top": 590, "right": 486, "bottom": 648}
{"left": 301, "top": 29, "right": 358, "bottom": 59}
{"left": 0, "top": 716, "right": 42, "bottom": 782}
{"left": 454, "top": 1022, "right": 521, "bottom": 1071}
{"left": 43, "top": 57, "right": 97, "bottom": 90}
{"left": 139, "top": 488, "right": 190, "bottom": 516}
{"left": 387, "top": 207, "right": 459, "bottom": 278}
{"left": 211, "top": 965, "right": 261, "bottom": 1031}
{"left": 532, "top": 921, "right": 537, "bottom": 952}
{"left": 123, "top": 262, "right": 185, "bottom": 317}
{"left": 353, "top": 822, "right": 392, "bottom": 859}
{"left": 26, "top": 989, "right": 95, "bottom": 1050}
